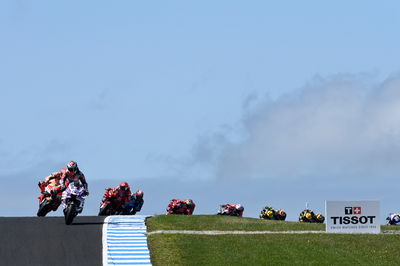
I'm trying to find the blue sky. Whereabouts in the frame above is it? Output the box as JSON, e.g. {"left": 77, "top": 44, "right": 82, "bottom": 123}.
{"left": 1, "top": 1, "right": 400, "bottom": 221}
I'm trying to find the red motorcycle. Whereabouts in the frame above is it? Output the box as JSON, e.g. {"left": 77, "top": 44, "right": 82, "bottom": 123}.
{"left": 37, "top": 180, "right": 62, "bottom": 217}
{"left": 166, "top": 199, "right": 195, "bottom": 215}
{"left": 217, "top": 204, "right": 244, "bottom": 217}
{"left": 98, "top": 188, "right": 126, "bottom": 216}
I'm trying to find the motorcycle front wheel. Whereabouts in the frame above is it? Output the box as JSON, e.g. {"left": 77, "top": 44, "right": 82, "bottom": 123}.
{"left": 37, "top": 199, "right": 52, "bottom": 217}
{"left": 98, "top": 203, "right": 110, "bottom": 216}
{"left": 64, "top": 203, "right": 77, "bottom": 225}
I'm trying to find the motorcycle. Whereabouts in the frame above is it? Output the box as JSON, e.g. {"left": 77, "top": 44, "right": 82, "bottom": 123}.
{"left": 98, "top": 188, "right": 127, "bottom": 216}
{"left": 275, "top": 209, "right": 287, "bottom": 221}
{"left": 299, "top": 209, "right": 316, "bottom": 223}
{"left": 217, "top": 204, "right": 244, "bottom": 217}
{"left": 166, "top": 199, "right": 195, "bottom": 215}
{"left": 62, "top": 182, "right": 86, "bottom": 225}
{"left": 260, "top": 206, "right": 276, "bottom": 220}
{"left": 260, "top": 206, "right": 287, "bottom": 221}
{"left": 299, "top": 209, "right": 325, "bottom": 223}
{"left": 386, "top": 213, "right": 400, "bottom": 225}
{"left": 37, "top": 180, "right": 62, "bottom": 217}
{"left": 126, "top": 195, "right": 144, "bottom": 215}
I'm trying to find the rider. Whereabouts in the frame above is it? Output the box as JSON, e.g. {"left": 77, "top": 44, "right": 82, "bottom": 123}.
{"left": 276, "top": 209, "right": 287, "bottom": 221}
{"left": 315, "top": 213, "right": 325, "bottom": 223}
{"left": 299, "top": 209, "right": 317, "bottom": 223}
{"left": 39, "top": 161, "right": 88, "bottom": 213}
{"left": 128, "top": 190, "right": 144, "bottom": 215}
{"left": 219, "top": 203, "right": 242, "bottom": 216}
{"left": 185, "top": 199, "right": 195, "bottom": 215}
{"left": 112, "top": 182, "right": 132, "bottom": 214}
{"left": 39, "top": 174, "right": 62, "bottom": 197}
{"left": 167, "top": 199, "right": 195, "bottom": 215}
{"left": 43, "top": 161, "right": 89, "bottom": 194}
{"left": 39, "top": 161, "right": 88, "bottom": 209}
{"left": 387, "top": 213, "right": 400, "bottom": 225}
{"left": 61, "top": 161, "right": 88, "bottom": 194}
{"left": 234, "top": 204, "right": 244, "bottom": 217}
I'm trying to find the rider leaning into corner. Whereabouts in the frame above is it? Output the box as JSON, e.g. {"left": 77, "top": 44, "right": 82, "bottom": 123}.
{"left": 112, "top": 182, "right": 132, "bottom": 214}
{"left": 128, "top": 190, "right": 144, "bottom": 214}
{"left": 39, "top": 161, "right": 88, "bottom": 212}
{"left": 45, "top": 161, "right": 88, "bottom": 193}
{"left": 41, "top": 161, "right": 89, "bottom": 209}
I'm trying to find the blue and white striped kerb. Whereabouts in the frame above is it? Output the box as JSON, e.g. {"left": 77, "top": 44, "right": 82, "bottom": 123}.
{"left": 103, "top": 215, "right": 152, "bottom": 266}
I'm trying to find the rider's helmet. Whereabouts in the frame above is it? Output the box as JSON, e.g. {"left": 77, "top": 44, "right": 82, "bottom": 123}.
{"left": 278, "top": 210, "right": 286, "bottom": 218}
{"left": 67, "top": 161, "right": 78, "bottom": 173}
{"left": 305, "top": 212, "right": 313, "bottom": 220}
{"left": 236, "top": 204, "right": 244, "bottom": 212}
{"left": 185, "top": 199, "right": 193, "bottom": 205}
{"left": 267, "top": 210, "right": 274, "bottom": 218}
{"left": 136, "top": 190, "right": 144, "bottom": 198}
{"left": 119, "top": 182, "right": 130, "bottom": 191}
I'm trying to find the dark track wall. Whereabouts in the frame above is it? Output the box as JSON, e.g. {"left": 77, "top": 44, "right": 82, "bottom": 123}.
{"left": 0, "top": 216, "right": 105, "bottom": 266}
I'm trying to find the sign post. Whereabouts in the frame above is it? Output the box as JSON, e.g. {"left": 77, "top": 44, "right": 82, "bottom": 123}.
{"left": 325, "top": 200, "right": 380, "bottom": 234}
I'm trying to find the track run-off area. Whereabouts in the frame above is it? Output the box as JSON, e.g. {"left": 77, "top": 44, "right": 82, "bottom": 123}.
{"left": 103, "top": 215, "right": 151, "bottom": 265}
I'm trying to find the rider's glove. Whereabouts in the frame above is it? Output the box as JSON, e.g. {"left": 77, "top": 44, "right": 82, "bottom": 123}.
{"left": 84, "top": 190, "right": 89, "bottom": 196}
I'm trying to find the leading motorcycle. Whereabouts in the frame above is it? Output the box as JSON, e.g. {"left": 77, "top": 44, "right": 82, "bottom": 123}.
{"left": 62, "top": 182, "right": 86, "bottom": 225}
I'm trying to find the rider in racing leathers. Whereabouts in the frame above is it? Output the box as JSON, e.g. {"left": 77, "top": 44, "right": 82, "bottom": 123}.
{"left": 44, "top": 161, "right": 89, "bottom": 212}
{"left": 166, "top": 199, "right": 196, "bottom": 215}
{"left": 218, "top": 203, "right": 243, "bottom": 216}
{"left": 185, "top": 199, "right": 196, "bottom": 215}
{"left": 39, "top": 161, "right": 88, "bottom": 211}
{"left": 127, "top": 190, "right": 144, "bottom": 215}
{"left": 112, "top": 182, "right": 132, "bottom": 214}
{"left": 387, "top": 213, "right": 400, "bottom": 225}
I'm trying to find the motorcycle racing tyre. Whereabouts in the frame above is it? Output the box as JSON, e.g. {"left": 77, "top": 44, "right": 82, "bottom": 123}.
{"left": 65, "top": 203, "right": 77, "bottom": 225}
{"left": 99, "top": 204, "right": 111, "bottom": 216}
{"left": 37, "top": 199, "right": 52, "bottom": 217}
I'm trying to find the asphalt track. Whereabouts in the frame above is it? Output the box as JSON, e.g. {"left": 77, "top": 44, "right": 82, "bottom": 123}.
{"left": 0, "top": 216, "right": 105, "bottom": 266}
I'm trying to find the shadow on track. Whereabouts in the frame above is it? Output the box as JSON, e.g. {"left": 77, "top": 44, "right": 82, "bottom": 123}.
{"left": 72, "top": 222, "right": 104, "bottom": 225}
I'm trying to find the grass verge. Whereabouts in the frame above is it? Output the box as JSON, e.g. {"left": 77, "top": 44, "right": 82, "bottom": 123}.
{"left": 147, "top": 215, "right": 400, "bottom": 265}
{"left": 148, "top": 233, "right": 400, "bottom": 266}
{"left": 146, "top": 215, "right": 324, "bottom": 232}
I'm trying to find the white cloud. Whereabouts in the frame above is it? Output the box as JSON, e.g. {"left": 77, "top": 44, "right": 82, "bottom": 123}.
{"left": 194, "top": 73, "right": 400, "bottom": 182}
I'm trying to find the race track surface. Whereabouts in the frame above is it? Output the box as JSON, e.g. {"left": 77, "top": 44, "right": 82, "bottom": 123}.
{"left": 0, "top": 216, "right": 105, "bottom": 266}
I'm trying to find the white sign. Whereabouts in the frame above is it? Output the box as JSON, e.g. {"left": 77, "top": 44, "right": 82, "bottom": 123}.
{"left": 325, "top": 200, "right": 380, "bottom": 234}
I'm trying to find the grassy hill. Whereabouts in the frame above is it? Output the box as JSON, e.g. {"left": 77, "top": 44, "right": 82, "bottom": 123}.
{"left": 146, "top": 215, "right": 400, "bottom": 266}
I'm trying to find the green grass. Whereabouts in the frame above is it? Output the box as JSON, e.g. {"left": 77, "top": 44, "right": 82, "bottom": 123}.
{"left": 146, "top": 215, "right": 400, "bottom": 266}
{"left": 147, "top": 215, "right": 400, "bottom": 232}
{"left": 146, "top": 214, "right": 325, "bottom": 232}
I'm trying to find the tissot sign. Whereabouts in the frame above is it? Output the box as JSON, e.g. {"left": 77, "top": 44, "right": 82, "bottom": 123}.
{"left": 325, "top": 201, "right": 380, "bottom": 234}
